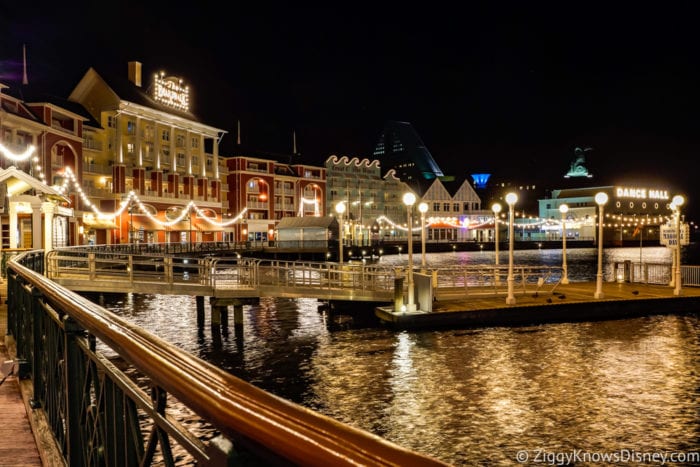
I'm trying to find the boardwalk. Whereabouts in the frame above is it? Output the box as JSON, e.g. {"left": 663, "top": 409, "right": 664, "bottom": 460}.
{"left": 0, "top": 282, "right": 42, "bottom": 466}
{"left": 376, "top": 280, "right": 700, "bottom": 328}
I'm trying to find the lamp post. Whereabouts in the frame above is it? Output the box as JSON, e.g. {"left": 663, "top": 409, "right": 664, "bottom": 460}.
{"left": 403, "top": 192, "right": 417, "bottom": 312}
{"left": 128, "top": 202, "right": 134, "bottom": 244}
{"left": 188, "top": 208, "right": 193, "bottom": 249}
{"left": 594, "top": 192, "right": 608, "bottom": 299}
{"left": 505, "top": 193, "right": 518, "bottom": 305}
{"left": 418, "top": 202, "right": 428, "bottom": 269}
{"left": 672, "top": 195, "right": 685, "bottom": 296}
{"left": 492, "top": 203, "right": 502, "bottom": 265}
{"left": 559, "top": 204, "right": 569, "bottom": 285}
{"left": 335, "top": 201, "right": 346, "bottom": 264}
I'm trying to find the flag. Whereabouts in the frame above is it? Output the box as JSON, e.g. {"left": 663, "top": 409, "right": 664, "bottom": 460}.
{"left": 632, "top": 225, "right": 641, "bottom": 237}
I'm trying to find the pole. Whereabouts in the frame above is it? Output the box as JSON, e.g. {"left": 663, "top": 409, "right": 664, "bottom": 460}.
{"left": 673, "top": 195, "right": 685, "bottom": 295}
{"left": 506, "top": 193, "right": 517, "bottom": 305}
{"left": 406, "top": 206, "right": 415, "bottom": 312}
{"left": 403, "top": 193, "right": 417, "bottom": 312}
{"left": 675, "top": 208, "right": 682, "bottom": 295}
{"left": 419, "top": 202, "right": 428, "bottom": 270}
{"left": 594, "top": 192, "right": 608, "bottom": 299}
{"left": 560, "top": 204, "right": 569, "bottom": 285}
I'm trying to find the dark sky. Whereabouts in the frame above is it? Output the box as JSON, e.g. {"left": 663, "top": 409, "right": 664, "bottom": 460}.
{"left": 2, "top": 2, "right": 700, "bottom": 217}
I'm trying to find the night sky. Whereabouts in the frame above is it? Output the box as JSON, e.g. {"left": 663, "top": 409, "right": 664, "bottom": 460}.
{"left": 2, "top": 2, "right": 699, "bottom": 218}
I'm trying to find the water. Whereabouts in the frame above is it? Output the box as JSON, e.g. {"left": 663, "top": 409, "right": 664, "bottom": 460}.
{"left": 98, "top": 246, "right": 700, "bottom": 465}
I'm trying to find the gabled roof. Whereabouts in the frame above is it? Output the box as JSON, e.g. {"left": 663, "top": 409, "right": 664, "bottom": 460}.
{"left": 91, "top": 66, "right": 201, "bottom": 122}
{"left": 0, "top": 166, "right": 69, "bottom": 201}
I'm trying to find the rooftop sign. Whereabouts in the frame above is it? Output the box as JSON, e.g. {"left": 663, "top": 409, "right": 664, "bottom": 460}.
{"left": 615, "top": 187, "right": 669, "bottom": 201}
{"left": 153, "top": 73, "right": 189, "bottom": 112}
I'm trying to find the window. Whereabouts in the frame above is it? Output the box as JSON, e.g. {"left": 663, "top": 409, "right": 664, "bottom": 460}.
{"left": 433, "top": 203, "right": 440, "bottom": 212}
{"left": 176, "top": 153, "right": 186, "bottom": 166}
{"left": 107, "top": 116, "right": 116, "bottom": 128}
{"left": 191, "top": 137, "right": 199, "bottom": 148}
{"left": 127, "top": 121, "right": 136, "bottom": 135}
{"left": 453, "top": 203, "right": 459, "bottom": 212}
{"left": 176, "top": 134, "right": 185, "bottom": 148}
{"left": 161, "top": 130, "right": 170, "bottom": 141}
{"left": 127, "top": 143, "right": 135, "bottom": 154}
{"left": 443, "top": 203, "right": 450, "bottom": 212}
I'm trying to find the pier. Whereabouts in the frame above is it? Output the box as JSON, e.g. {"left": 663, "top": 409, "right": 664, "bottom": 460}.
{"left": 376, "top": 280, "right": 700, "bottom": 329}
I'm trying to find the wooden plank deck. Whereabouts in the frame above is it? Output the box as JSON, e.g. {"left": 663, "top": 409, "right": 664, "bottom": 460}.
{"left": 0, "top": 282, "right": 42, "bottom": 466}
{"left": 0, "top": 282, "right": 63, "bottom": 467}
{"left": 376, "top": 281, "right": 700, "bottom": 329}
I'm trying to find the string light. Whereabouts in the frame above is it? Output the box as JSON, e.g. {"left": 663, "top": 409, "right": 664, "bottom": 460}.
{"left": 0, "top": 143, "right": 36, "bottom": 162}
{"left": 55, "top": 167, "right": 247, "bottom": 227}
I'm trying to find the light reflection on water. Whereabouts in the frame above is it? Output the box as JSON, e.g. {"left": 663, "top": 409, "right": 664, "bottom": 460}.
{"left": 99, "top": 247, "right": 700, "bottom": 465}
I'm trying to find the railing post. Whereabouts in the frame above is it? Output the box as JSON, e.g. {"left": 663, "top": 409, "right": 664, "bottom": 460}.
{"left": 88, "top": 252, "right": 96, "bottom": 281}
{"left": 63, "top": 315, "right": 87, "bottom": 466}
{"left": 165, "top": 256, "right": 173, "bottom": 284}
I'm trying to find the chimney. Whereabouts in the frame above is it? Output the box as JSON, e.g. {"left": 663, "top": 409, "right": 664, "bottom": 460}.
{"left": 128, "top": 61, "right": 142, "bottom": 87}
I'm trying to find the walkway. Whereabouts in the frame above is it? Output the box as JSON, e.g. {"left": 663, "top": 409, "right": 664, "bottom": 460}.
{"left": 0, "top": 282, "right": 63, "bottom": 466}
{"left": 376, "top": 280, "right": 700, "bottom": 329}
{"left": 0, "top": 282, "right": 42, "bottom": 466}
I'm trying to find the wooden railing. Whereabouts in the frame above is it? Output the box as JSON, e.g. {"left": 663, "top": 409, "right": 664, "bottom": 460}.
{"left": 7, "top": 250, "right": 448, "bottom": 466}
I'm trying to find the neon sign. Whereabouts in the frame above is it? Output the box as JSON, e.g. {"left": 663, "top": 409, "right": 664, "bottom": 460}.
{"left": 615, "top": 187, "right": 669, "bottom": 200}
{"left": 153, "top": 74, "right": 189, "bottom": 111}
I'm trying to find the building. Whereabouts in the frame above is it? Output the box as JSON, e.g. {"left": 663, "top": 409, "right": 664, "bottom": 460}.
{"left": 67, "top": 61, "right": 228, "bottom": 244}
{"left": 539, "top": 184, "right": 680, "bottom": 245}
{"left": 225, "top": 149, "right": 326, "bottom": 244}
{"left": 372, "top": 121, "right": 444, "bottom": 194}
{"left": 0, "top": 82, "right": 84, "bottom": 250}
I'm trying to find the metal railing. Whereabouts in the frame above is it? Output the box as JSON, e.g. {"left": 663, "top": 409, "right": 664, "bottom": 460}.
{"left": 7, "top": 250, "right": 447, "bottom": 466}
{"left": 46, "top": 247, "right": 569, "bottom": 301}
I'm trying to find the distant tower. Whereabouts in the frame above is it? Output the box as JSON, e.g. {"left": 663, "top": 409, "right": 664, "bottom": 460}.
{"left": 292, "top": 130, "right": 297, "bottom": 155}
{"left": 22, "top": 44, "right": 29, "bottom": 85}
{"left": 372, "top": 120, "right": 444, "bottom": 194}
{"left": 236, "top": 120, "right": 241, "bottom": 145}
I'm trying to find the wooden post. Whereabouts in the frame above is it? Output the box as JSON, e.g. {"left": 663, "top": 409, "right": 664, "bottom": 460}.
{"left": 233, "top": 304, "right": 243, "bottom": 326}
{"left": 196, "top": 296, "right": 205, "bottom": 328}
{"left": 394, "top": 277, "right": 404, "bottom": 312}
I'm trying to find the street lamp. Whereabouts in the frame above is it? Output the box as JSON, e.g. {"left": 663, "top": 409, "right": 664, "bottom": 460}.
{"left": 672, "top": 194, "right": 685, "bottom": 296}
{"left": 403, "top": 192, "right": 417, "bottom": 312}
{"left": 505, "top": 192, "right": 518, "bottom": 305}
{"left": 492, "top": 203, "right": 502, "bottom": 265}
{"left": 559, "top": 204, "right": 569, "bottom": 285}
{"left": 188, "top": 208, "right": 193, "bottom": 249}
{"left": 335, "top": 201, "right": 346, "bottom": 264}
{"left": 418, "top": 202, "right": 428, "bottom": 269}
{"left": 128, "top": 202, "right": 134, "bottom": 244}
{"left": 594, "top": 192, "right": 608, "bottom": 299}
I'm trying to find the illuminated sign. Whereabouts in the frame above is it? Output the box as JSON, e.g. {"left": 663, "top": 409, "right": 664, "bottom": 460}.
{"left": 615, "top": 187, "right": 669, "bottom": 200}
{"left": 153, "top": 73, "right": 190, "bottom": 111}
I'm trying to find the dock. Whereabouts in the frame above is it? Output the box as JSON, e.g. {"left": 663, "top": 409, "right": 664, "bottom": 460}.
{"left": 375, "top": 281, "right": 700, "bottom": 329}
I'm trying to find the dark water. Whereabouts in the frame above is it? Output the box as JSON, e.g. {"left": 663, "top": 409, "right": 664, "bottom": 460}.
{"left": 99, "top": 246, "right": 700, "bottom": 465}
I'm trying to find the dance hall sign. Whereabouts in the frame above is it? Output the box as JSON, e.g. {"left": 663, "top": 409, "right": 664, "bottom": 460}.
{"left": 615, "top": 186, "right": 669, "bottom": 200}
